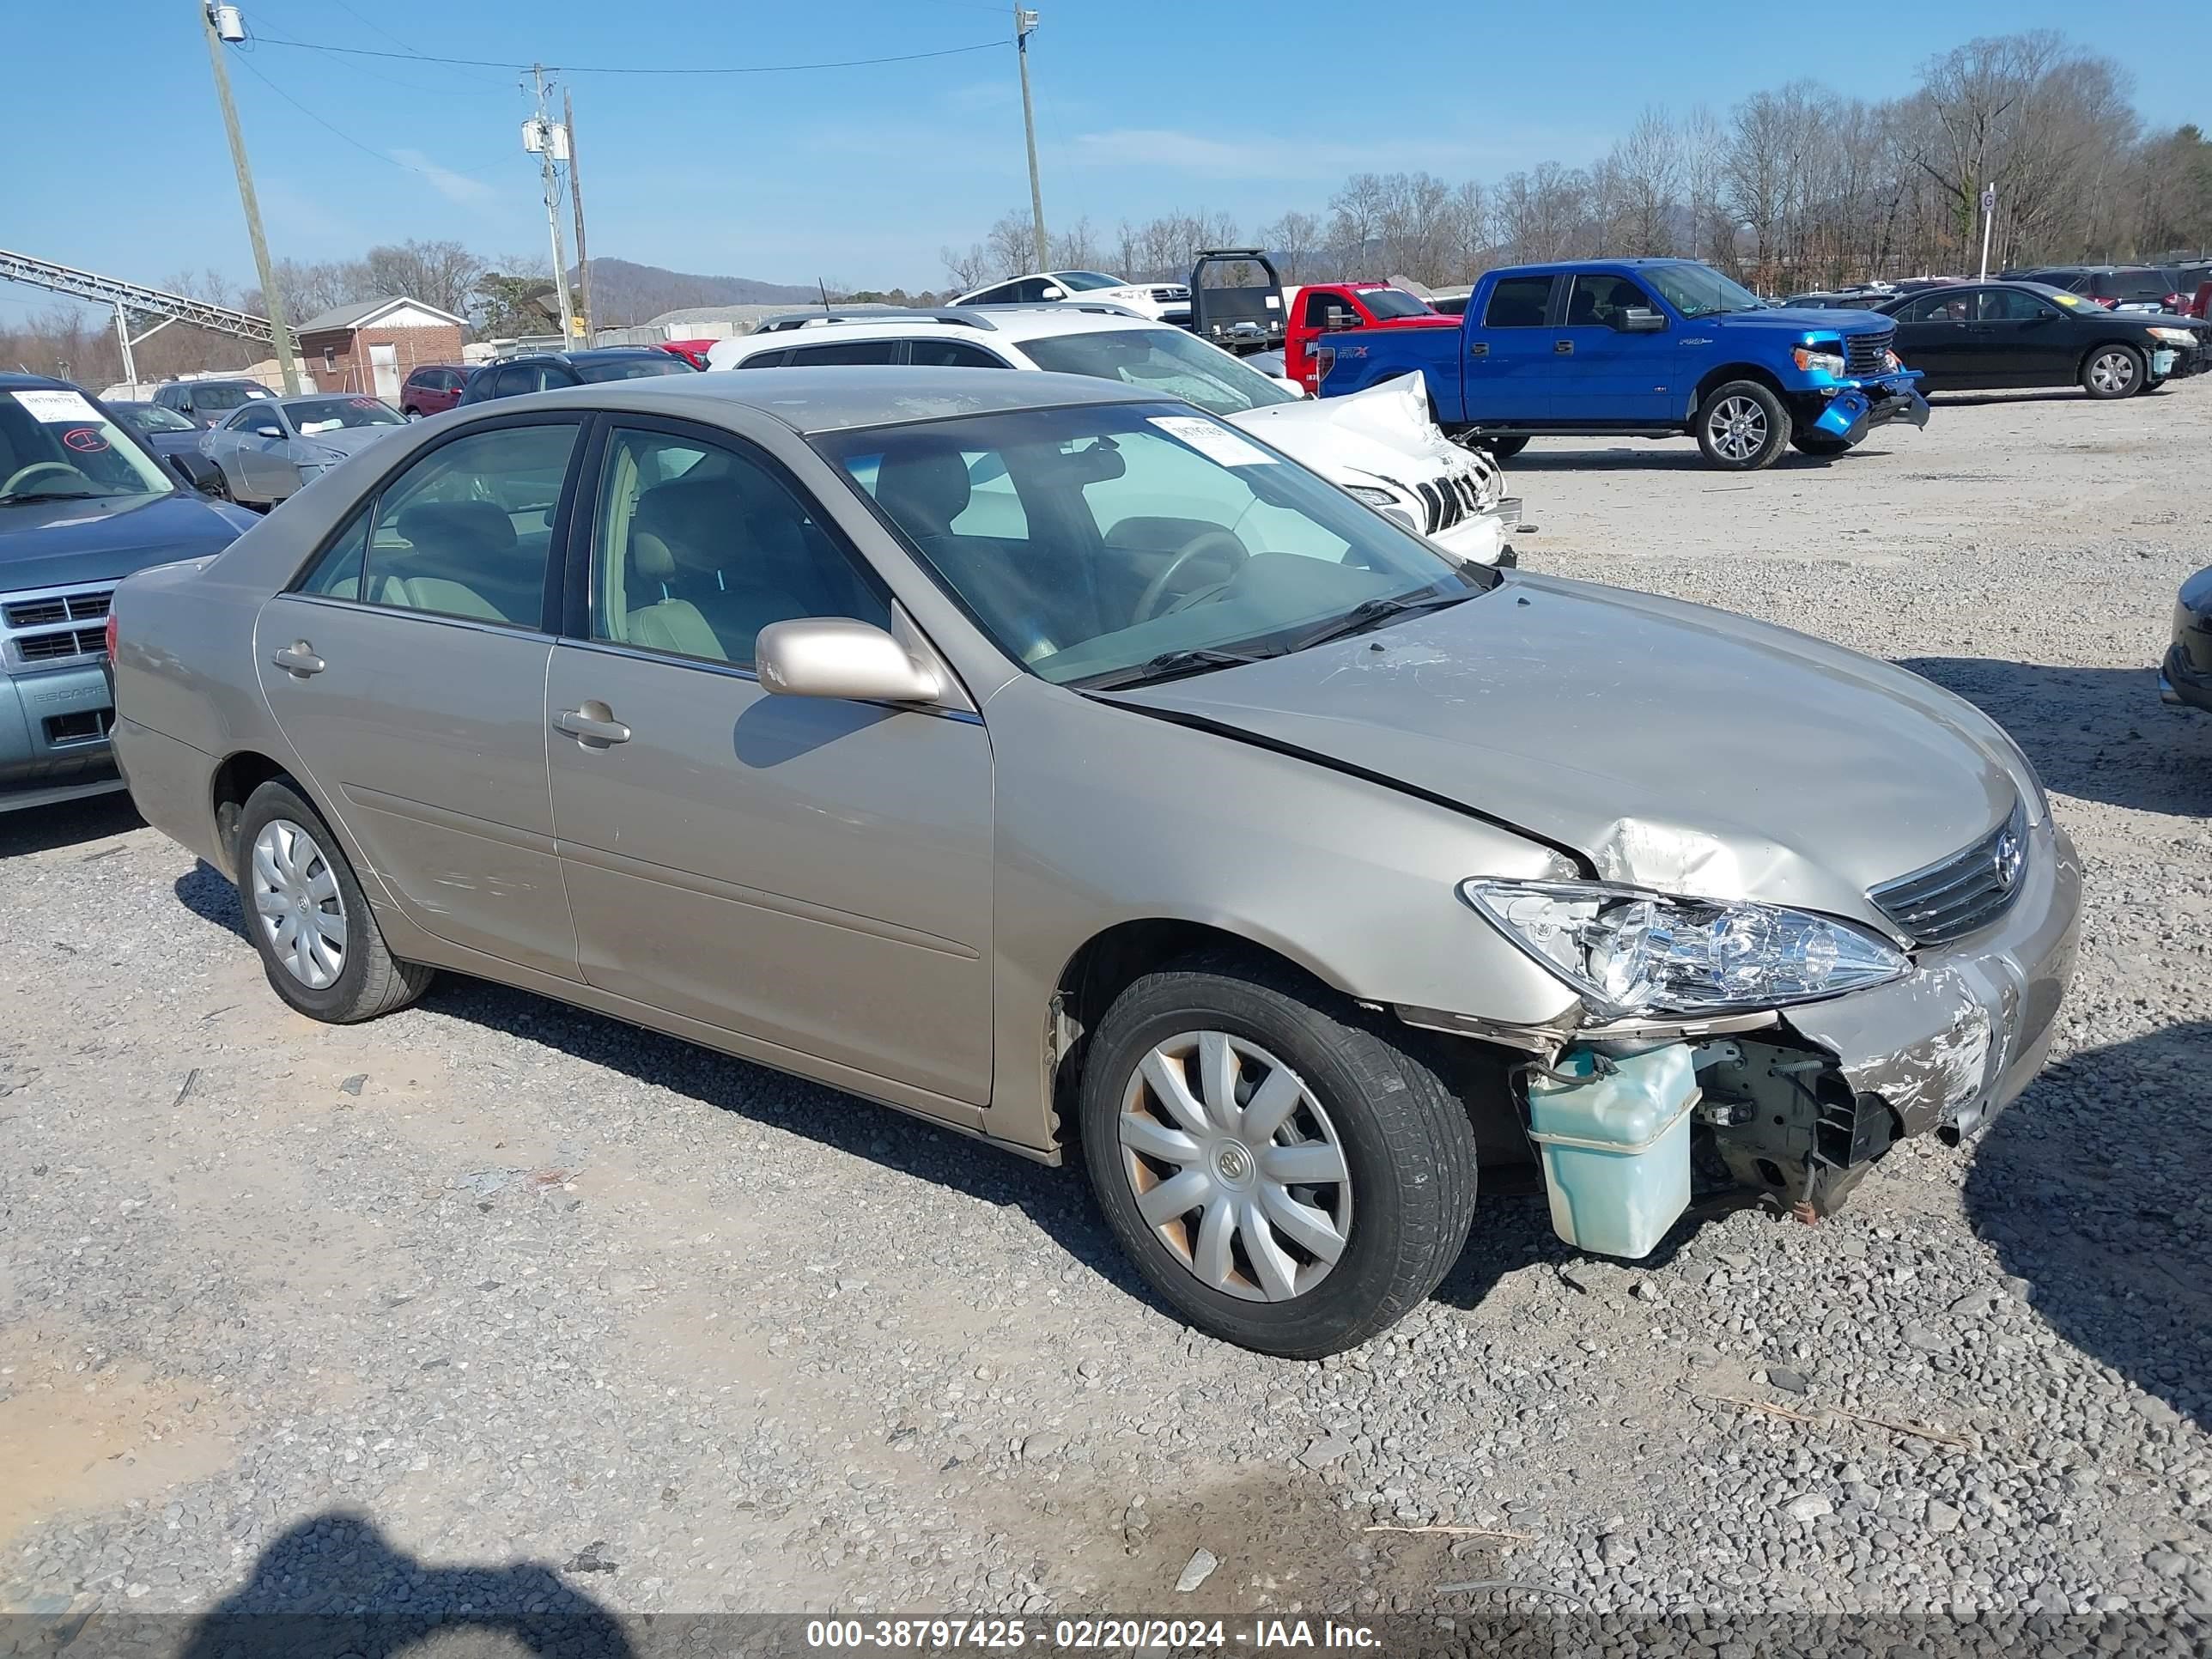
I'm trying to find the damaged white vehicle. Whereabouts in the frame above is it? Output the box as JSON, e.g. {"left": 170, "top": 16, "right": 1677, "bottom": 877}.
{"left": 707, "top": 305, "right": 1525, "bottom": 567}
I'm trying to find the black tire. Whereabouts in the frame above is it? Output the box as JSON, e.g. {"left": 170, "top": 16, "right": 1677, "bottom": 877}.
{"left": 234, "top": 778, "right": 433, "bottom": 1024}
{"left": 2143, "top": 377, "right": 2169, "bottom": 394}
{"left": 1478, "top": 435, "right": 1529, "bottom": 460}
{"left": 1078, "top": 951, "right": 1477, "bottom": 1358}
{"left": 1790, "top": 431, "right": 1853, "bottom": 459}
{"left": 2081, "top": 343, "right": 2146, "bottom": 399}
{"left": 1693, "top": 379, "right": 1790, "bottom": 470}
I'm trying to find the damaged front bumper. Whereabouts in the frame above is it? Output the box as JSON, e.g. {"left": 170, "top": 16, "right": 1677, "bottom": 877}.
{"left": 1802, "top": 371, "right": 1931, "bottom": 446}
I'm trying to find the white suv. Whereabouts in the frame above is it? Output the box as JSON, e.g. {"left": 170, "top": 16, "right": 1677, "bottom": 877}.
{"left": 706, "top": 307, "right": 1523, "bottom": 567}
{"left": 953, "top": 270, "right": 1191, "bottom": 324}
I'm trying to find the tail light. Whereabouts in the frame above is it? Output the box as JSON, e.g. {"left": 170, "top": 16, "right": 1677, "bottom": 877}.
{"left": 105, "top": 610, "right": 119, "bottom": 664}
{"left": 1312, "top": 346, "right": 1336, "bottom": 386}
{"left": 2166, "top": 293, "right": 2189, "bottom": 314}
{"left": 2092, "top": 295, "right": 2118, "bottom": 308}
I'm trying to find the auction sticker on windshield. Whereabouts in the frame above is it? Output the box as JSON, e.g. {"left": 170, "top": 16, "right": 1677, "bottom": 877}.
{"left": 1150, "top": 415, "right": 1277, "bottom": 466}
{"left": 15, "top": 389, "right": 103, "bottom": 424}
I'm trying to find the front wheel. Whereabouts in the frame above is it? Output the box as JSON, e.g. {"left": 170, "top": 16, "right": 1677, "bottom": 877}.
{"left": 1790, "top": 431, "right": 1853, "bottom": 459}
{"left": 2082, "top": 344, "right": 2145, "bottom": 399}
{"left": 1477, "top": 435, "right": 1529, "bottom": 460}
{"left": 1694, "top": 380, "right": 1790, "bottom": 470}
{"left": 1079, "top": 953, "right": 1478, "bottom": 1357}
{"left": 234, "top": 778, "right": 434, "bottom": 1023}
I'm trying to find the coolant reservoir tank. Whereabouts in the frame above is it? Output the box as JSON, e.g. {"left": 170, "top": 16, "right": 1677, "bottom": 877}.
{"left": 1526, "top": 1043, "right": 1699, "bottom": 1260}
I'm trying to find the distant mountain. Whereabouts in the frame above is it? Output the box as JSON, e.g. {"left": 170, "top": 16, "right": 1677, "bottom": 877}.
{"left": 574, "top": 258, "right": 823, "bottom": 325}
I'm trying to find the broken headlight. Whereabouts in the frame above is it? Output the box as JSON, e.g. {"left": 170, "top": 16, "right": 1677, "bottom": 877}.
{"left": 1459, "top": 877, "right": 1909, "bottom": 1019}
{"left": 1793, "top": 344, "right": 1847, "bottom": 376}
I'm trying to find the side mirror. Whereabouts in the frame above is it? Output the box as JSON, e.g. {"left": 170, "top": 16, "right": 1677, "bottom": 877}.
{"left": 1324, "top": 310, "right": 1357, "bottom": 331}
{"left": 1039, "top": 286, "right": 1065, "bottom": 301}
{"left": 756, "top": 618, "right": 944, "bottom": 704}
{"left": 254, "top": 423, "right": 285, "bottom": 439}
{"left": 1618, "top": 307, "right": 1665, "bottom": 332}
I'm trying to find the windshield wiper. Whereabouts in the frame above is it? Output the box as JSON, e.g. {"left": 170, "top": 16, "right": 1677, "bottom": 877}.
{"left": 1076, "top": 647, "right": 1274, "bottom": 691}
{"left": 1290, "top": 590, "right": 1472, "bottom": 652}
{"left": 0, "top": 487, "right": 112, "bottom": 506}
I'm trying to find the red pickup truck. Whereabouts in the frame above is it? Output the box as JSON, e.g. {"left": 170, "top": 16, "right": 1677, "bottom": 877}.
{"left": 1283, "top": 283, "right": 1456, "bottom": 391}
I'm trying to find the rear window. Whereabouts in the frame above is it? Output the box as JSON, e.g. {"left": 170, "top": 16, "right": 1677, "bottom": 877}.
{"left": 574, "top": 356, "right": 696, "bottom": 383}
{"left": 2106, "top": 268, "right": 2179, "bottom": 301}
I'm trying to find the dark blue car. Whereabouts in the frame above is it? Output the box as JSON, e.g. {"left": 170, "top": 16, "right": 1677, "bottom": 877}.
{"left": 0, "top": 374, "right": 255, "bottom": 812}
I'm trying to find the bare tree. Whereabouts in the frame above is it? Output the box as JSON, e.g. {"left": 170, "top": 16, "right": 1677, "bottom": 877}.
{"left": 940, "top": 242, "right": 993, "bottom": 290}
{"left": 362, "top": 240, "right": 484, "bottom": 317}
{"left": 1611, "top": 106, "right": 1683, "bottom": 255}
{"left": 1259, "top": 210, "right": 1326, "bottom": 282}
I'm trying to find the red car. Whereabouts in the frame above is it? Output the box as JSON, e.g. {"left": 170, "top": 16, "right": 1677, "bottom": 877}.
{"left": 658, "top": 339, "right": 718, "bottom": 370}
{"left": 1283, "top": 283, "right": 1455, "bottom": 392}
{"left": 398, "top": 363, "right": 469, "bottom": 419}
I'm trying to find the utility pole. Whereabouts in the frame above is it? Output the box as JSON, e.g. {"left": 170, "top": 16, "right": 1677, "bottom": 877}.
{"left": 201, "top": 2, "right": 301, "bottom": 392}
{"left": 1014, "top": 7, "right": 1048, "bottom": 272}
{"left": 528, "top": 64, "right": 574, "bottom": 341}
{"left": 113, "top": 303, "right": 137, "bottom": 390}
{"left": 564, "top": 87, "right": 592, "bottom": 343}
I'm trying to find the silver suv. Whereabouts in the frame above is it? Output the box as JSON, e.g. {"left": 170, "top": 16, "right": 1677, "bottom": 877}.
{"left": 109, "top": 368, "right": 2078, "bottom": 1356}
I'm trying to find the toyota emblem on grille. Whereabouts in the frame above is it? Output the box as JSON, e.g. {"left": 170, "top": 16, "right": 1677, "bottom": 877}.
{"left": 1992, "top": 826, "right": 2025, "bottom": 892}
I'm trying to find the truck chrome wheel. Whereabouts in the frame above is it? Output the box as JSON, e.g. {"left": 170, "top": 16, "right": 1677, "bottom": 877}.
{"left": 250, "top": 817, "right": 348, "bottom": 989}
{"left": 1706, "top": 395, "right": 1769, "bottom": 463}
{"left": 1117, "top": 1030, "right": 1352, "bottom": 1303}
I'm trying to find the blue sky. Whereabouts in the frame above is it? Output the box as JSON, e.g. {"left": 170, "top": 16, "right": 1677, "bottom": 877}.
{"left": 7, "top": 0, "right": 2209, "bottom": 319}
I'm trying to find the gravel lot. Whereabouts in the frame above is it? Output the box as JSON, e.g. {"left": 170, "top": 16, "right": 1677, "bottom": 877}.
{"left": 3, "top": 386, "right": 2209, "bottom": 1646}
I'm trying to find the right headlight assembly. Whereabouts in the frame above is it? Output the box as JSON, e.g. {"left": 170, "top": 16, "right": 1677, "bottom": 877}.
{"left": 1459, "top": 877, "right": 1911, "bottom": 1021}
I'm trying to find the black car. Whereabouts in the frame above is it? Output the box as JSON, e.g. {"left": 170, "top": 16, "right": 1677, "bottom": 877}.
{"left": 104, "top": 400, "right": 226, "bottom": 494}
{"left": 1877, "top": 281, "right": 2209, "bottom": 398}
{"left": 2009, "top": 265, "right": 2188, "bottom": 314}
{"left": 458, "top": 348, "right": 696, "bottom": 405}
{"left": 2162, "top": 567, "right": 2212, "bottom": 714}
{"left": 149, "top": 377, "right": 279, "bottom": 429}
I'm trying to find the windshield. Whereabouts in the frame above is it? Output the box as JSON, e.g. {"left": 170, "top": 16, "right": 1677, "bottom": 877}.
{"left": 1645, "top": 263, "right": 1767, "bottom": 319}
{"left": 286, "top": 396, "right": 404, "bottom": 435}
{"left": 820, "top": 401, "right": 1484, "bottom": 687}
{"left": 0, "top": 388, "right": 177, "bottom": 502}
{"left": 576, "top": 356, "right": 696, "bottom": 383}
{"left": 2025, "top": 283, "right": 2094, "bottom": 311}
{"left": 1355, "top": 288, "right": 1436, "bottom": 320}
{"left": 1018, "top": 328, "right": 1301, "bottom": 416}
{"left": 117, "top": 402, "right": 197, "bottom": 434}
{"left": 1053, "top": 271, "right": 1125, "bottom": 291}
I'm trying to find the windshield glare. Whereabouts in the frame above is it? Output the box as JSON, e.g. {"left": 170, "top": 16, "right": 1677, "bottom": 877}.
{"left": 1054, "top": 271, "right": 1125, "bottom": 291}
{"left": 0, "top": 389, "right": 177, "bottom": 501}
{"left": 1647, "top": 263, "right": 1766, "bottom": 319}
{"left": 823, "top": 401, "right": 1480, "bottom": 687}
{"left": 287, "top": 396, "right": 403, "bottom": 434}
{"left": 1018, "top": 329, "right": 1301, "bottom": 417}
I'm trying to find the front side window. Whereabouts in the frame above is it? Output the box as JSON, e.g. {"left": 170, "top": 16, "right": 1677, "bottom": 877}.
{"left": 287, "top": 397, "right": 404, "bottom": 435}
{"left": 1976, "top": 289, "right": 2054, "bottom": 322}
{"left": 1565, "top": 274, "right": 1656, "bottom": 326}
{"left": 1016, "top": 328, "right": 1299, "bottom": 416}
{"left": 590, "top": 427, "right": 887, "bottom": 667}
{"left": 224, "top": 405, "right": 279, "bottom": 434}
{"left": 1644, "top": 264, "right": 1765, "bottom": 319}
{"left": 0, "top": 387, "right": 178, "bottom": 503}
{"left": 1484, "top": 276, "right": 1553, "bottom": 328}
{"left": 1302, "top": 290, "right": 1356, "bottom": 329}
{"left": 344, "top": 422, "right": 578, "bottom": 624}
{"left": 823, "top": 402, "right": 1485, "bottom": 687}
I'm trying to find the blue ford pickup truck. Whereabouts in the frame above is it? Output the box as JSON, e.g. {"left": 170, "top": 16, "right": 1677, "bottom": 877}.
{"left": 2, "top": 374, "right": 252, "bottom": 813}
{"left": 1315, "top": 258, "right": 1929, "bottom": 471}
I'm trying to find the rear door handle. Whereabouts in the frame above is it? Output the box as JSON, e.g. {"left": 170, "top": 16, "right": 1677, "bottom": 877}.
{"left": 1468, "top": 342, "right": 1489, "bottom": 357}
{"left": 555, "top": 704, "right": 631, "bottom": 745}
{"left": 1554, "top": 340, "right": 1574, "bottom": 355}
{"left": 272, "top": 642, "right": 325, "bottom": 677}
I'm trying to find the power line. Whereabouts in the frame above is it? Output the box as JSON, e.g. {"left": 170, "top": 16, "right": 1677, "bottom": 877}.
{"left": 247, "top": 27, "right": 1012, "bottom": 75}
{"left": 228, "top": 49, "right": 504, "bottom": 177}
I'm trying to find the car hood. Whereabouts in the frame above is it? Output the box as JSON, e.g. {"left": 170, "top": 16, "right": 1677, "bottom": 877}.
{"left": 1715, "top": 306, "right": 1894, "bottom": 334}
{"left": 1227, "top": 374, "right": 1471, "bottom": 486}
{"left": 1110, "top": 572, "right": 2024, "bottom": 924}
{"left": 0, "top": 490, "right": 255, "bottom": 592}
{"left": 297, "top": 424, "right": 403, "bottom": 458}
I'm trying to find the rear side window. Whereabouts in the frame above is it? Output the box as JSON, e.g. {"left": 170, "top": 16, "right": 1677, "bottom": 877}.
{"left": 1484, "top": 276, "right": 1553, "bottom": 328}
{"left": 327, "top": 422, "right": 580, "bottom": 625}
{"left": 1898, "top": 291, "right": 1969, "bottom": 323}
{"left": 784, "top": 340, "right": 903, "bottom": 366}
{"left": 908, "top": 339, "right": 1009, "bottom": 368}
{"left": 734, "top": 347, "right": 792, "bottom": 370}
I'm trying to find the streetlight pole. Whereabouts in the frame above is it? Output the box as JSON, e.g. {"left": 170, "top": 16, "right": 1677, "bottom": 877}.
{"left": 1015, "top": 7, "right": 1048, "bottom": 272}
{"left": 1978, "top": 184, "right": 1996, "bottom": 283}
{"left": 201, "top": 2, "right": 301, "bottom": 392}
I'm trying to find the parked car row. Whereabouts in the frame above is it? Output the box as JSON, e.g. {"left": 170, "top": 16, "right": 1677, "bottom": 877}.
{"left": 1875, "top": 281, "right": 2210, "bottom": 397}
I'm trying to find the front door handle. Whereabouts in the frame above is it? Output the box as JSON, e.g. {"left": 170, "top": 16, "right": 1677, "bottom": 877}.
{"left": 555, "top": 703, "right": 631, "bottom": 745}
{"left": 272, "top": 642, "right": 325, "bottom": 677}
{"left": 1554, "top": 340, "right": 1574, "bottom": 355}
{"left": 1468, "top": 342, "right": 1489, "bottom": 357}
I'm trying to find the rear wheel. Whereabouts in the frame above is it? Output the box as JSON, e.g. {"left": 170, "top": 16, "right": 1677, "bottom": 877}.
{"left": 2082, "top": 343, "right": 2145, "bottom": 399}
{"left": 1079, "top": 952, "right": 1478, "bottom": 1357}
{"left": 1694, "top": 380, "right": 1790, "bottom": 470}
{"left": 1790, "top": 431, "right": 1853, "bottom": 459}
{"left": 1477, "top": 435, "right": 1529, "bottom": 460}
{"left": 234, "top": 779, "right": 433, "bottom": 1024}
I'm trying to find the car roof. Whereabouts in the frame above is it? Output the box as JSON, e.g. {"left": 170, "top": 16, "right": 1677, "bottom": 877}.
{"left": 728, "top": 306, "right": 1166, "bottom": 356}
{"left": 0, "top": 371, "right": 74, "bottom": 392}
{"left": 489, "top": 364, "right": 1155, "bottom": 435}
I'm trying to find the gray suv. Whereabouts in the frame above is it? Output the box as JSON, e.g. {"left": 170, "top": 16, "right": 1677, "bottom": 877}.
{"left": 107, "top": 369, "right": 2078, "bottom": 1355}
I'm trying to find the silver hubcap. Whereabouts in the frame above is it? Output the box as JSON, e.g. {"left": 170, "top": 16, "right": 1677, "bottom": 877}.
{"left": 250, "top": 818, "right": 348, "bottom": 989}
{"left": 1709, "top": 395, "right": 1768, "bottom": 461}
{"left": 1118, "top": 1031, "right": 1352, "bottom": 1303}
{"left": 2091, "top": 352, "right": 2136, "bottom": 393}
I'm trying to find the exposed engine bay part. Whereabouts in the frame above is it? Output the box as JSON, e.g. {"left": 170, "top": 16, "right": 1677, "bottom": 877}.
{"left": 1693, "top": 1037, "right": 1897, "bottom": 1217}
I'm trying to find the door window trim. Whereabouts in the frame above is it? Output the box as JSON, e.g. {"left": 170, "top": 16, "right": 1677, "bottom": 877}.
{"left": 557, "top": 412, "right": 896, "bottom": 662}
{"left": 280, "top": 410, "right": 591, "bottom": 636}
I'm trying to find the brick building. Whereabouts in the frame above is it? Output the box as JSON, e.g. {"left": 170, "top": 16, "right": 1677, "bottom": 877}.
{"left": 294, "top": 297, "right": 467, "bottom": 401}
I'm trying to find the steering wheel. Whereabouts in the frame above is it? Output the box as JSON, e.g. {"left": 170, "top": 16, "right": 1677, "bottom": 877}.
{"left": 1, "top": 460, "right": 93, "bottom": 495}
{"left": 1134, "top": 530, "right": 1249, "bottom": 623}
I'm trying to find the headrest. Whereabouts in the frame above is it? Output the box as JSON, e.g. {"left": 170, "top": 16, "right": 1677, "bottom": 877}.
{"left": 874, "top": 450, "right": 972, "bottom": 536}
{"left": 396, "top": 499, "right": 515, "bottom": 556}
